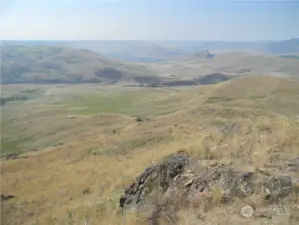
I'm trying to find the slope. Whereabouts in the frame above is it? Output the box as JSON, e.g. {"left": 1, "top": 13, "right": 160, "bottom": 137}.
{"left": 204, "top": 75, "right": 299, "bottom": 116}
{"left": 1, "top": 45, "right": 160, "bottom": 84}
{"left": 1, "top": 76, "right": 299, "bottom": 225}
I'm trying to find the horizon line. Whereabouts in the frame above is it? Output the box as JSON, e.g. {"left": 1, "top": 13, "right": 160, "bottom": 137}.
{"left": 2, "top": 37, "right": 299, "bottom": 42}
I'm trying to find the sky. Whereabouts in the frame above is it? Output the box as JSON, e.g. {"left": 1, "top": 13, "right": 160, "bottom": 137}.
{"left": 0, "top": 0, "right": 299, "bottom": 41}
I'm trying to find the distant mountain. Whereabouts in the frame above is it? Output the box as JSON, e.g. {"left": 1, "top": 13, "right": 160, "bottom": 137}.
{"left": 2, "top": 38, "right": 298, "bottom": 63}
{"left": 158, "top": 38, "right": 299, "bottom": 54}
{"left": 2, "top": 40, "right": 299, "bottom": 85}
{"left": 67, "top": 41, "right": 184, "bottom": 61}
{"left": 0, "top": 45, "right": 160, "bottom": 84}
{"left": 2, "top": 41, "right": 185, "bottom": 63}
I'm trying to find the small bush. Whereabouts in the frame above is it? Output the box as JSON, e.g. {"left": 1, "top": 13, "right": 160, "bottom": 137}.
{"left": 82, "top": 188, "right": 91, "bottom": 195}
{"left": 136, "top": 117, "right": 143, "bottom": 122}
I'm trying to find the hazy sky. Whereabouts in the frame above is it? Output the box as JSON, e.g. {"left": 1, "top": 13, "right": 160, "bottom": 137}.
{"left": 1, "top": 0, "right": 299, "bottom": 41}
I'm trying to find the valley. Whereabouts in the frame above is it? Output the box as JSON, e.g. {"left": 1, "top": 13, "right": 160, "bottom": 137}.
{"left": 2, "top": 1, "right": 299, "bottom": 224}
{"left": 1, "top": 75, "right": 299, "bottom": 225}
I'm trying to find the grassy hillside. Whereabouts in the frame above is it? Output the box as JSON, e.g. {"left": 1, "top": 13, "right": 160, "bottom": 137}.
{"left": 1, "top": 76, "right": 299, "bottom": 225}
{"left": 1, "top": 45, "right": 160, "bottom": 84}
{"left": 1, "top": 76, "right": 299, "bottom": 155}
{"left": 204, "top": 75, "right": 299, "bottom": 116}
{"left": 3, "top": 44, "right": 298, "bottom": 87}
{"left": 0, "top": 84, "right": 188, "bottom": 156}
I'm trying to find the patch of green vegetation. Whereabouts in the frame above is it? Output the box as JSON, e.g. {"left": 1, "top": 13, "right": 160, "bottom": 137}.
{"left": 1, "top": 136, "right": 34, "bottom": 156}
{"left": 65, "top": 91, "right": 178, "bottom": 117}
{"left": 65, "top": 92, "right": 141, "bottom": 115}
{"left": 205, "top": 96, "right": 234, "bottom": 104}
{"left": 205, "top": 94, "right": 268, "bottom": 104}
{"left": 20, "top": 88, "right": 39, "bottom": 94}
{"left": 0, "top": 88, "right": 44, "bottom": 106}
{"left": 21, "top": 88, "right": 44, "bottom": 99}
{"left": 0, "top": 95, "right": 28, "bottom": 106}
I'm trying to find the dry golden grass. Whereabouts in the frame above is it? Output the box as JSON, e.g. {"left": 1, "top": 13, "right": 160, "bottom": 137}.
{"left": 205, "top": 76, "right": 299, "bottom": 117}
{"left": 1, "top": 76, "right": 299, "bottom": 225}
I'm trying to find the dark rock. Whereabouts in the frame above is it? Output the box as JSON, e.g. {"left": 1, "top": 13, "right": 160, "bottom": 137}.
{"left": 82, "top": 188, "right": 91, "bottom": 195}
{"left": 1, "top": 194, "right": 16, "bottom": 201}
{"left": 136, "top": 117, "right": 143, "bottom": 122}
{"left": 119, "top": 151, "right": 191, "bottom": 209}
{"left": 286, "top": 156, "right": 299, "bottom": 172}
{"left": 264, "top": 176, "right": 293, "bottom": 200}
{"left": 5, "top": 153, "right": 20, "bottom": 160}
{"left": 219, "top": 123, "right": 239, "bottom": 134}
{"left": 120, "top": 151, "right": 295, "bottom": 215}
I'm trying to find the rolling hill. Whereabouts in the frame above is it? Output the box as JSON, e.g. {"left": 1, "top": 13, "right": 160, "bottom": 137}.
{"left": 203, "top": 75, "right": 299, "bottom": 116}
{"left": 0, "top": 45, "right": 160, "bottom": 84}
{"left": 2, "top": 43, "right": 299, "bottom": 86}
{"left": 147, "top": 51, "right": 299, "bottom": 79}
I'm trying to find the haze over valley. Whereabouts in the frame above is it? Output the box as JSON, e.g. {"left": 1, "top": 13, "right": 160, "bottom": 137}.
{"left": 2, "top": 38, "right": 299, "bottom": 86}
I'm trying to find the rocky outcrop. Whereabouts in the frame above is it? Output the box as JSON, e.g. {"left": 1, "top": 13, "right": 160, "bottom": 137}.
{"left": 119, "top": 151, "right": 297, "bottom": 223}
{"left": 120, "top": 151, "right": 190, "bottom": 210}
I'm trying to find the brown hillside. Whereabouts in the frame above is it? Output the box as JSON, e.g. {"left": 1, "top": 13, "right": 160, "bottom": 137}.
{"left": 1, "top": 77, "right": 299, "bottom": 225}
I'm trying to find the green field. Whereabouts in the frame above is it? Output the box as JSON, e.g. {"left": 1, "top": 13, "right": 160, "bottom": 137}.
{"left": 64, "top": 90, "right": 181, "bottom": 117}
{"left": 2, "top": 77, "right": 299, "bottom": 156}
{"left": 0, "top": 85, "right": 183, "bottom": 156}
